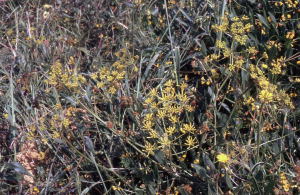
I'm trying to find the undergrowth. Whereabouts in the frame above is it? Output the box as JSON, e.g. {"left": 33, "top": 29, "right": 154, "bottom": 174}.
{"left": 1, "top": 0, "right": 300, "bottom": 194}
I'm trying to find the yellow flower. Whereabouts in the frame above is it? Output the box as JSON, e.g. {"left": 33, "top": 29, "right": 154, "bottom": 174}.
{"left": 242, "top": 15, "right": 250, "bottom": 20}
{"left": 182, "top": 123, "right": 196, "bottom": 134}
{"left": 158, "top": 136, "right": 171, "bottom": 148}
{"left": 157, "top": 109, "right": 166, "bottom": 119}
{"left": 43, "top": 4, "right": 51, "bottom": 9}
{"left": 165, "top": 126, "right": 176, "bottom": 135}
{"left": 144, "top": 97, "right": 153, "bottom": 104}
{"left": 185, "top": 136, "right": 197, "bottom": 149}
{"left": 62, "top": 118, "right": 71, "bottom": 127}
{"left": 143, "top": 121, "right": 153, "bottom": 131}
{"left": 144, "top": 113, "right": 153, "bottom": 122}
{"left": 164, "top": 80, "right": 173, "bottom": 87}
{"left": 262, "top": 64, "right": 268, "bottom": 69}
{"left": 91, "top": 73, "right": 98, "bottom": 80}
{"left": 38, "top": 152, "right": 45, "bottom": 160}
{"left": 108, "top": 86, "right": 117, "bottom": 94}
{"left": 107, "top": 76, "right": 114, "bottom": 82}
{"left": 259, "top": 90, "right": 273, "bottom": 103}
{"left": 43, "top": 11, "right": 49, "bottom": 19}
{"left": 97, "top": 81, "right": 105, "bottom": 88}
{"left": 179, "top": 81, "right": 188, "bottom": 91}
{"left": 42, "top": 138, "right": 48, "bottom": 145}
{"left": 143, "top": 141, "right": 156, "bottom": 156}
{"left": 217, "top": 153, "right": 230, "bottom": 163}
{"left": 258, "top": 79, "right": 269, "bottom": 88}
{"left": 177, "top": 91, "right": 189, "bottom": 103}
{"left": 170, "top": 115, "right": 179, "bottom": 123}
{"left": 52, "top": 131, "right": 60, "bottom": 139}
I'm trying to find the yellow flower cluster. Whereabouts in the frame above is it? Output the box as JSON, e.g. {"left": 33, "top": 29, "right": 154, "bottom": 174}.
{"left": 277, "top": 90, "right": 295, "bottom": 109}
{"left": 243, "top": 96, "right": 255, "bottom": 110}
{"left": 270, "top": 57, "right": 286, "bottom": 75}
{"left": 259, "top": 90, "right": 273, "bottom": 103}
{"left": 286, "top": 31, "right": 295, "bottom": 39}
{"left": 284, "top": 0, "right": 298, "bottom": 8}
{"left": 280, "top": 173, "right": 290, "bottom": 192}
{"left": 142, "top": 79, "right": 198, "bottom": 151}
{"left": 217, "top": 153, "right": 230, "bottom": 163}
{"left": 228, "top": 58, "right": 244, "bottom": 72}
{"left": 212, "top": 16, "right": 252, "bottom": 60}
{"left": 211, "top": 16, "right": 229, "bottom": 32}
{"left": 267, "top": 40, "right": 279, "bottom": 49}
{"left": 47, "top": 60, "right": 86, "bottom": 92}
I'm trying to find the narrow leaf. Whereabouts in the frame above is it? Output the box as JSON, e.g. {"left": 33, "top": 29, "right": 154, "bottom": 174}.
{"left": 84, "top": 136, "right": 95, "bottom": 153}
{"left": 203, "top": 153, "right": 215, "bottom": 170}
{"left": 8, "top": 162, "right": 33, "bottom": 177}
{"left": 257, "top": 14, "right": 270, "bottom": 29}
{"left": 226, "top": 171, "right": 233, "bottom": 189}
{"left": 264, "top": 180, "right": 275, "bottom": 195}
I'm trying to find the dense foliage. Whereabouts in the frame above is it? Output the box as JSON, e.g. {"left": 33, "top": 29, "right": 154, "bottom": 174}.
{"left": 1, "top": 0, "right": 300, "bottom": 194}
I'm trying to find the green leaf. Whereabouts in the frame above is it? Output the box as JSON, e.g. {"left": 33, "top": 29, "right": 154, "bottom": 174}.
{"left": 122, "top": 1, "right": 133, "bottom": 7}
{"left": 8, "top": 162, "right": 33, "bottom": 177}
{"left": 201, "top": 40, "right": 207, "bottom": 56}
{"left": 115, "top": 191, "right": 122, "bottom": 195}
{"left": 3, "top": 172, "right": 23, "bottom": 181}
{"left": 80, "top": 182, "right": 99, "bottom": 195}
{"left": 264, "top": 180, "right": 275, "bottom": 195}
{"left": 272, "top": 141, "right": 280, "bottom": 155}
{"left": 226, "top": 171, "right": 233, "bottom": 189}
{"left": 175, "top": 47, "right": 180, "bottom": 87}
{"left": 142, "top": 51, "right": 161, "bottom": 83}
{"left": 179, "top": 8, "right": 193, "bottom": 22}
{"left": 268, "top": 45, "right": 277, "bottom": 61}
{"left": 255, "top": 170, "right": 263, "bottom": 182}
{"left": 179, "top": 161, "right": 188, "bottom": 170}
{"left": 155, "top": 150, "right": 167, "bottom": 166}
{"left": 284, "top": 122, "right": 293, "bottom": 148}
{"left": 147, "top": 184, "right": 156, "bottom": 195}
{"left": 285, "top": 47, "right": 293, "bottom": 59}
{"left": 192, "top": 164, "right": 207, "bottom": 179}
{"left": 268, "top": 12, "right": 276, "bottom": 23}
{"left": 208, "top": 184, "right": 216, "bottom": 195}
{"left": 257, "top": 14, "right": 270, "bottom": 29}
{"left": 154, "top": 163, "right": 159, "bottom": 180}
{"left": 233, "top": 185, "right": 242, "bottom": 194}
{"left": 220, "top": 103, "right": 230, "bottom": 113}
{"left": 285, "top": 39, "right": 292, "bottom": 49}
{"left": 76, "top": 172, "right": 81, "bottom": 194}
{"left": 241, "top": 69, "right": 249, "bottom": 90}
{"left": 178, "top": 187, "right": 192, "bottom": 195}
{"left": 84, "top": 136, "right": 95, "bottom": 153}
{"left": 203, "top": 153, "right": 215, "bottom": 170}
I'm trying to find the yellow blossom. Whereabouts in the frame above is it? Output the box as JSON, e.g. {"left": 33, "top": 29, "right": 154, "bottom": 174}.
{"left": 52, "top": 131, "right": 60, "bottom": 139}
{"left": 158, "top": 136, "right": 171, "bottom": 148}
{"left": 217, "top": 153, "right": 230, "bottom": 163}
{"left": 165, "top": 126, "right": 176, "bottom": 135}
{"left": 43, "top": 11, "right": 50, "bottom": 19}
{"left": 185, "top": 136, "right": 197, "bottom": 149}
{"left": 259, "top": 90, "right": 273, "bottom": 103}
{"left": 143, "top": 141, "right": 156, "bottom": 156}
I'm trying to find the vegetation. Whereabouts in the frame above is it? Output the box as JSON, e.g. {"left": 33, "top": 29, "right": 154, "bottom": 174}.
{"left": 1, "top": 0, "right": 300, "bottom": 194}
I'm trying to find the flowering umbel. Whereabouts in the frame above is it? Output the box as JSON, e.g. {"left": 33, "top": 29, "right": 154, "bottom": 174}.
{"left": 217, "top": 153, "right": 230, "bottom": 163}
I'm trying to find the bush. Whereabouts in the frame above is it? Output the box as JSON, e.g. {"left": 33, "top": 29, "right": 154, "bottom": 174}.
{"left": 0, "top": 0, "right": 300, "bottom": 194}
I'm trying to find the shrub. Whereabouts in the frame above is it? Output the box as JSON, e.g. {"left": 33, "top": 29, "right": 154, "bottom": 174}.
{"left": 0, "top": 0, "right": 300, "bottom": 194}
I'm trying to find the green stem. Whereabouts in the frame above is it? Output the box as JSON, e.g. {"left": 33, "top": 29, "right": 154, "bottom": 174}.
{"left": 257, "top": 103, "right": 264, "bottom": 162}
